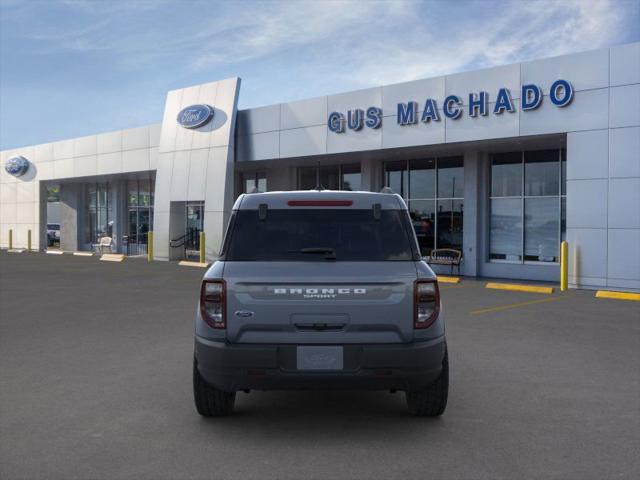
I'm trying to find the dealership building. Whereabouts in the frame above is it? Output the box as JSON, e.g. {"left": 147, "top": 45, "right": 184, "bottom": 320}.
{"left": 1, "top": 42, "right": 639, "bottom": 291}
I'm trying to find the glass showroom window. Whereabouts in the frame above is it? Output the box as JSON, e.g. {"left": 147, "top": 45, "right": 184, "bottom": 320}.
{"left": 489, "top": 149, "right": 566, "bottom": 263}
{"left": 242, "top": 171, "right": 267, "bottom": 193}
{"left": 384, "top": 157, "right": 464, "bottom": 256}
{"left": 297, "top": 164, "right": 361, "bottom": 191}
{"left": 86, "top": 182, "right": 113, "bottom": 244}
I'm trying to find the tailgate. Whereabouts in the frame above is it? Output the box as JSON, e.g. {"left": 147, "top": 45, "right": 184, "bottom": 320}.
{"left": 223, "top": 261, "right": 417, "bottom": 344}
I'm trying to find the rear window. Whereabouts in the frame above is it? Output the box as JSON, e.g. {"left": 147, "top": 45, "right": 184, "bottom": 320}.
{"left": 224, "top": 209, "right": 417, "bottom": 261}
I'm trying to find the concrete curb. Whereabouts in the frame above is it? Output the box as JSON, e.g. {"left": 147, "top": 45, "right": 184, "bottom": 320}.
{"left": 485, "top": 282, "right": 554, "bottom": 294}
{"left": 178, "top": 261, "right": 209, "bottom": 268}
{"left": 595, "top": 290, "right": 640, "bottom": 302}
{"left": 437, "top": 276, "right": 461, "bottom": 284}
{"left": 100, "top": 254, "right": 125, "bottom": 262}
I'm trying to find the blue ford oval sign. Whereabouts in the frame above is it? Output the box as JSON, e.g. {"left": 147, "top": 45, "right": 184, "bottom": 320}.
{"left": 176, "top": 104, "right": 214, "bottom": 129}
{"left": 5, "top": 156, "right": 29, "bottom": 177}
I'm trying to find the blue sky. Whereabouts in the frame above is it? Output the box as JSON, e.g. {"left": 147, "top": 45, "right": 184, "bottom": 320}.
{"left": 1, "top": 0, "right": 639, "bottom": 149}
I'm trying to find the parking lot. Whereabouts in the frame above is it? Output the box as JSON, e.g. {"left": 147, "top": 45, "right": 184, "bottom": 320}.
{"left": 0, "top": 251, "right": 638, "bottom": 480}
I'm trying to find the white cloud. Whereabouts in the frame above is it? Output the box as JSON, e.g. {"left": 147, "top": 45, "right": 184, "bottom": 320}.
{"left": 328, "top": 0, "right": 628, "bottom": 88}
{"left": 10, "top": 0, "right": 631, "bottom": 78}
{"left": 190, "top": 1, "right": 412, "bottom": 70}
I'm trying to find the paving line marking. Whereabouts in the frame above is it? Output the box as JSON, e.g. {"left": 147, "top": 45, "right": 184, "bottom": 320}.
{"left": 471, "top": 295, "right": 569, "bottom": 315}
{"left": 485, "top": 282, "right": 554, "bottom": 294}
{"left": 73, "top": 252, "right": 94, "bottom": 257}
{"left": 441, "top": 284, "right": 480, "bottom": 290}
{"left": 595, "top": 290, "right": 640, "bottom": 302}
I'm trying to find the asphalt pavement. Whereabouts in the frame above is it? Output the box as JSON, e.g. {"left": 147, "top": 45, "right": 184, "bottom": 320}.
{"left": 0, "top": 251, "right": 638, "bottom": 480}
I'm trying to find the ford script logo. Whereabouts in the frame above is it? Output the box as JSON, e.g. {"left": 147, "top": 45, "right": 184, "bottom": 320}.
{"left": 4, "top": 156, "right": 29, "bottom": 177}
{"left": 176, "top": 104, "right": 214, "bottom": 129}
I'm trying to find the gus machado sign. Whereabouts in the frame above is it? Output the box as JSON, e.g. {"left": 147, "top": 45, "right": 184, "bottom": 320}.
{"left": 327, "top": 79, "right": 573, "bottom": 133}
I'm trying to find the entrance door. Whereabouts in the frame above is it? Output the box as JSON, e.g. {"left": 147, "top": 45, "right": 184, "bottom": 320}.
{"left": 126, "top": 178, "right": 154, "bottom": 256}
{"left": 46, "top": 185, "right": 61, "bottom": 249}
{"left": 127, "top": 209, "right": 138, "bottom": 253}
{"left": 185, "top": 202, "right": 204, "bottom": 260}
{"left": 126, "top": 208, "right": 151, "bottom": 256}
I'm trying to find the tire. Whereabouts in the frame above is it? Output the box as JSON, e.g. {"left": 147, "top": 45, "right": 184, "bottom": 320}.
{"left": 193, "top": 358, "right": 236, "bottom": 417}
{"left": 406, "top": 347, "right": 449, "bottom": 417}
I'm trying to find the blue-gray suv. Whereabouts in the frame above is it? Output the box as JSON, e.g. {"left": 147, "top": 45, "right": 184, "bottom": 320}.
{"left": 193, "top": 191, "right": 448, "bottom": 416}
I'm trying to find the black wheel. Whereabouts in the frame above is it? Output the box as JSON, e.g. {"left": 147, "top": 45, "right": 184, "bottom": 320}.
{"left": 193, "top": 358, "right": 236, "bottom": 417}
{"left": 406, "top": 347, "right": 449, "bottom": 417}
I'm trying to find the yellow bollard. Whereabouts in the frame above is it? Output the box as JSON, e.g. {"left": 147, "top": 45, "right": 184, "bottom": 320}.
{"left": 147, "top": 231, "right": 153, "bottom": 262}
{"left": 199, "top": 231, "right": 205, "bottom": 264}
{"left": 560, "top": 241, "right": 568, "bottom": 292}
{"left": 28, "top": 229, "right": 32, "bottom": 252}
{"left": 8, "top": 229, "right": 12, "bottom": 250}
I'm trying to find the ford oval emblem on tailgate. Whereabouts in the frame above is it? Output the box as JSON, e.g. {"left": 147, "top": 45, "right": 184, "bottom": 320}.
{"left": 234, "top": 310, "right": 254, "bottom": 318}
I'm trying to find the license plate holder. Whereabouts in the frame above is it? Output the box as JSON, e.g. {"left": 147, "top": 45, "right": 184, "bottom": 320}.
{"left": 296, "top": 346, "right": 343, "bottom": 371}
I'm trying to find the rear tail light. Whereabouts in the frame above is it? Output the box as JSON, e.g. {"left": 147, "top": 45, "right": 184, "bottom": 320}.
{"left": 414, "top": 279, "right": 440, "bottom": 329}
{"left": 200, "top": 279, "right": 226, "bottom": 329}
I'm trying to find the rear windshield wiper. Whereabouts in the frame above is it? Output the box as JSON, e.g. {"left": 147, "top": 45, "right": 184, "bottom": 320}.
{"left": 288, "top": 247, "right": 337, "bottom": 260}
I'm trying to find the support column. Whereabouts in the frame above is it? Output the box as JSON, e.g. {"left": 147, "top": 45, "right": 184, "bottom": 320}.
{"left": 462, "top": 151, "right": 482, "bottom": 277}
{"left": 169, "top": 201, "right": 186, "bottom": 261}
{"left": 76, "top": 184, "right": 87, "bottom": 250}
{"left": 38, "top": 182, "right": 48, "bottom": 250}
{"left": 59, "top": 183, "right": 80, "bottom": 252}
{"left": 118, "top": 180, "right": 128, "bottom": 254}
{"left": 360, "top": 157, "right": 382, "bottom": 192}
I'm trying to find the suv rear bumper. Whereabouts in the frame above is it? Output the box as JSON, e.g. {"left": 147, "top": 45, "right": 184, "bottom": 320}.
{"left": 194, "top": 336, "right": 446, "bottom": 392}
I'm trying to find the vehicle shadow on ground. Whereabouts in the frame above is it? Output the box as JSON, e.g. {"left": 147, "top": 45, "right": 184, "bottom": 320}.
{"left": 194, "top": 390, "right": 447, "bottom": 443}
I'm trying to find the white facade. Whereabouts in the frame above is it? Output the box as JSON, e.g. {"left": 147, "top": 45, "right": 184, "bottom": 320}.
{"left": 0, "top": 124, "right": 161, "bottom": 252}
{"left": 153, "top": 78, "right": 240, "bottom": 261}
{"left": 1, "top": 43, "right": 639, "bottom": 291}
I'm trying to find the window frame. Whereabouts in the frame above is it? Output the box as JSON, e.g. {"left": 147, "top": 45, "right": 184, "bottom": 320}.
{"left": 296, "top": 163, "right": 361, "bottom": 191}
{"left": 242, "top": 171, "right": 267, "bottom": 193}
{"left": 86, "top": 181, "right": 112, "bottom": 244}
{"left": 126, "top": 177, "right": 155, "bottom": 246}
{"left": 383, "top": 156, "right": 464, "bottom": 256}
{"left": 489, "top": 149, "right": 566, "bottom": 265}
